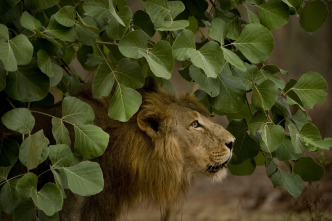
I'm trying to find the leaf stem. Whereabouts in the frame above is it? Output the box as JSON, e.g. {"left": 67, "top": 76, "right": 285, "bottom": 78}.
{"left": 96, "top": 40, "right": 118, "bottom": 46}
{"left": 96, "top": 45, "right": 120, "bottom": 85}
{"left": 0, "top": 174, "right": 25, "bottom": 187}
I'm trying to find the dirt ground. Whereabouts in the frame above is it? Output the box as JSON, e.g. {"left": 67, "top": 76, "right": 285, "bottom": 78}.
{"left": 118, "top": 161, "right": 332, "bottom": 221}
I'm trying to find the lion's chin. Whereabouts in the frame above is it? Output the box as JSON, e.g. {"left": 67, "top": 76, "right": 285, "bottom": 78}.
{"left": 206, "top": 162, "right": 229, "bottom": 182}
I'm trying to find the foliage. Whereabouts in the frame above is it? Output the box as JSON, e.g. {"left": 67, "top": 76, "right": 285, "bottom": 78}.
{"left": 0, "top": 0, "right": 331, "bottom": 219}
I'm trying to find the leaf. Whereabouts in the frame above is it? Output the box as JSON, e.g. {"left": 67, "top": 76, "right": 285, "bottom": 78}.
{"left": 62, "top": 161, "right": 104, "bottom": 196}
{"left": 228, "top": 159, "right": 256, "bottom": 176}
{"left": 290, "top": 72, "right": 327, "bottom": 108}
{"left": 19, "top": 130, "right": 49, "bottom": 170}
{"left": 55, "top": 6, "right": 76, "bottom": 27}
{"left": 108, "top": 84, "right": 142, "bottom": 122}
{"left": 12, "top": 199, "right": 36, "bottom": 221}
{"left": 146, "top": 0, "right": 188, "bottom": 31}
{"left": 222, "top": 47, "right": 247, "bottom": 72}
{"left": 0, "top": 166, "right": 12, "bottom": 183}
{"left": 260, "top": 124, "right": 284, "bottom": 153}
{"left": 49, "top": 144, "right": 74, "bottom": 167}
{"left": 15, "top": 172, "right": 38, "bottom": 200}
{"left": 106, "top": 6, "right": 132, "bottom": 40}
{"left": 257, "top": 69, "right": 286, "bottom": 89}
{"left": 0, "top": 67, "right": 5, "bottom": 91}
{"left": 0, "top": 33, "right": 33, "bottom": 71}
{"left": 92, "top": 63, "right": 115, "bottom": 99}
{"left": 292, "top": 110, "right": 311, "bottom": 130}
{"left": 133, "top": 10, "right": 155, "bottom": 37}
{"left": 20, "top": 12, "right": 42, "bottom": 31}
{"left": 233, "top": 24, "right": 274, "bottom": 64}
{"left": 211, "top": 74, "right": 247, "bottom": 113}
{"left": 1, "top": 108, "right": 35, "bottom": 134}
{"left": 252, "top": 79, "right": 278, "bottom": 110}
{"left": 5, "top": 63, "right": 50, "bottom": 102}
{"left": 299, "top": 0, "right": 328, "bottom": 32}
{"left": 248, "top": 110, "right": 267, "bottom": 133}
{"left": 172, "top": 29, "right": 196, "bottom": 61}
{"left": 31, "top": 183, "right": 63, "bottom": 216}
{"left": 299, "top": 123, "right": 332, "bottom": 150}
{"left": 45, "top": 16, "right": 76, "bottom": 42}
{"left": 114, "top": 59, "right": 145, "bottom": 89}
{"left": 75, "top": 24, "right": 98, "bottom": 46}
{"left": 51, "top": 118, "right": 71, "bottom": 146}
{"left": 189, "top": 65, "right": 220, "bottom": 97}
{"left": 118, "top": 30, "right": 150, "bottom": 59}
{"left": 83, "top": 0, "right": 125, "bottom": 25}
{"left": 272, "top": 137, "right": 301, "bottom": 161}
{"left": 62, "top": 96, "right": 95, "bottom": 125}
{"left": 208, "top": 18, "right": 226, "bottom": 44}
{"left": 190, "top": 41, "right": 225, "bottom": 78}
{"left": 256, "top": 0, "right": 289, "bottom": 30}
{"left": 0, "top": 178, "right": 19, "bottom": 214}
{"left": 270, "top": 168, "right": 303, "bottom": 198}
{"left": 288, "top": 123, "right": 303, "bottom": 154}
{"left": 37, "top": 50, "right": 57, "bottom": 77}
{"left": 294, "top": 157, "right": 324, "bottom": 182}
{"left": 24, "top": 0, "right": 59, "bottom": 10}
{"left": 227, "top": 119, "right": 260, "bottom": 164}
{"left": 74, "top": 124, "right": 109, "bottom": 159}
{"left": 139, "top": 40, "right": 173, "bottom": 79}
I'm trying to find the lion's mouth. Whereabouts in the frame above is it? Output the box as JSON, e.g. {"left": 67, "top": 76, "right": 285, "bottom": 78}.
{"left": 207, "top": 160, "right": 229, "bottom": 173}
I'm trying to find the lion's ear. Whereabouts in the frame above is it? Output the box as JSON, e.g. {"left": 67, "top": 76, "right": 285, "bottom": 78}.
{"left": 137, "top": 110, "right": 161, "bottom": 139}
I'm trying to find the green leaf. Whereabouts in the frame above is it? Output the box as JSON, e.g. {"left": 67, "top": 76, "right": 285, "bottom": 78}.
{"left": 0, "top": 0, "right": 20, "bottom": 15}
{"left": 232, "top": 63, "right": 260, "bottom": 91}
{"left": 222, "top": 47, "right": 247, "bottom": 72}
{"left": 300, "top": 123, "right": 332, "bottom": 150}
{"left": 92, "top": 63, "right": 115, "bottom": 99}
{"left": 299, "top": 0, "right": 328, "bottom": 32}
{"left": 31, "top": 183, "right": 63, "bottom": 216}
{"left": 5, "top": 63, "right": 50, "bottom": 102}
{"left": 294, "top": 157, "right": 324, "bottom": 182}
{"left": 270, "top": 168, "right": 303, "bottom": 198}
{"left": 256, "top": 0, "right": 289, "bottom": 30}
{"left": 62, "top": 96, "right": 95, "bottom": 125}
{"left": 248, "top": 110, "right": 267, "bottom": 133}
{"left": 172, "top": 29, "right": 196, "bottom": 61}
{"left": 75, "top": 24, "right": 98, "bottom": 46}
{"left": 12, "top": 199, "right": 36, "bottom": 221}
{"left": 190, "top": 42, "right": 224, "bottom": 78}
{"left": 20, "top": 12, "right": 42, "bottom": 31}
{"left": 227, "top": 119, "right": 260, "bottom": 164}
{"left": 118, "top": 30, "right": 150, "bottom": 59}
{"left": 1, "top": 108, "right": 35, "bottom": 134}
{"left": 208, "top": 18, "right": 226, "bottom": 44}
{"left": 0, "top": 34, "right": 33, "bottom": 71}
{"left": 37, "top": 50, "right": 57, "bottom": 77}
{"left": 260, "top": 124, "right": 284, "bottom": 153}
{"left": 62, "top": 161, "right": 104, "bottom": 196}
{"left": 106, "top": 6, "right": 132, "bottom": 40}
{"left": 146, "top": 0, "right": 188, "bottom": 31}
{"left": 257, "top": 68, "right": 286, "bottom": 89}
{"left": 114, "top": 59, "right": 145, "bottom": 89}
{"left": 55, "top": 6, "right": 76, "bottom": 27}
{"left": 228, "top": 159, "right": 256, "bottom": 176}
{"left": 0, "top": 178, "right": 19, "bottom": 214}
{"left": 51, "top": 118, "right": 71, "bottom": 146}
{"left": 45, "top": 16, "right": 76, "bottom": 42}
{"left": 83, "top": 0, "right": 125, "bottom": 26}
{"left": 19, "top": 130, "right": 49, "bottom": 170}
{"left": 139, "top": 40, "right": 173, "bottom": 79}
{"left": 133, "top": 10, "right": 155, "bottom": 37}
{"left": 288, "top": 123, "right": 303, "bottom": 154}
{"left": 272, "top": 136, "right": 301, "bottom": 161}
{"left": 108, "top": 84, "right": 142, "bottom": 122}
{"left": 233, "top": 24, "right": 274, "bottom": 64}
{"left": 74, "top": 124, "right": 109, "bottom": 159}
{"left": 24, "top": 0, "right": 59, "bottom": 10}
{"left": 282, "top": 0, "right": 303, "bottom": 10}
{"left": 292, "top": 110, "right": 310, "bottom": 130}
{"left": 49, "top": 144, "right": 74, "bottom": 167}
{"left": 0, "top": 68, "right": 5, "bottom": 91}
{"left": 290, "top": 72, "right": 327, "bottom": 109}
{"left": 212, "top": 74, "right": 246, "bottom": 113}
{"left": 15, "top": 172, "right": 38, "bottom": 200}
{"left": 252, "top": 79, "right": 278, "bottom": 110}
{"left": 0, "top": 167, "right": 12, "bottom": 183}
{"left": 0, "top": 139, "right": 19, "bottom": 167}
{"left": 189, "top": 65, "right": 220, "bottom": 97}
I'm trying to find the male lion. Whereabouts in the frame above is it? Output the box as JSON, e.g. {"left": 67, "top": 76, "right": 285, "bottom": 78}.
{"left": 59, "top": 83, "right": 235, "bottom": 221}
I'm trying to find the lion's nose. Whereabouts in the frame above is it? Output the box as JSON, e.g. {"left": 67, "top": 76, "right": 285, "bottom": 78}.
{"left": 225, "top": 141, "right": 233, "bottom": 150}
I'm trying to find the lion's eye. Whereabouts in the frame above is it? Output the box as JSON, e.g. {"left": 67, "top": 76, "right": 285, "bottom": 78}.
{"left": 191, "top": 121, "right": 201, "bottom": 128}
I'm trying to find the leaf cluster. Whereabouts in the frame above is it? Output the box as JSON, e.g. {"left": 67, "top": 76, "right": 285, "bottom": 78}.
{"left": 0, "top": 0, "right": 331, "bottom": 219}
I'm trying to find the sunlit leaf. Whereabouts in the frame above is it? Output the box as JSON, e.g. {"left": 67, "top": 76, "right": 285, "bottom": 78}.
{"left": 222, "top": 47, "right": 247, "bottom": 72}
{"left": 208, "top": 18, "right": 226, "bottom": 44}
{"left": 260, "top": 124, "right": 284, "bottom": 153}
{"left": 20, "top": 12, "right": 42, "bottom": 31}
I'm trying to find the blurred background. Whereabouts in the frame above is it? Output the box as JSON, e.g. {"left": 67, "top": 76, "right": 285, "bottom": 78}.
{"left": 117, "top": 1, "right": 332, "bottom": 221}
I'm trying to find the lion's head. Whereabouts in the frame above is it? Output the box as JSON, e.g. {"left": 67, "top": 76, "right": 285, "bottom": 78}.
{"left": 78, "top": 85, "right": 235, "bottom": 220}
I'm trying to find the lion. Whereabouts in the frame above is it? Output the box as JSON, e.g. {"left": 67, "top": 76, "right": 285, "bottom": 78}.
{"left": 58, "top": 83, "right": 235, "bottom": 221}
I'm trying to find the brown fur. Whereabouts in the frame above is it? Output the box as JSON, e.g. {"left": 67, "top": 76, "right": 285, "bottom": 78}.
{"left": 59, "top": 86, "right": 235, "bottom": 221}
